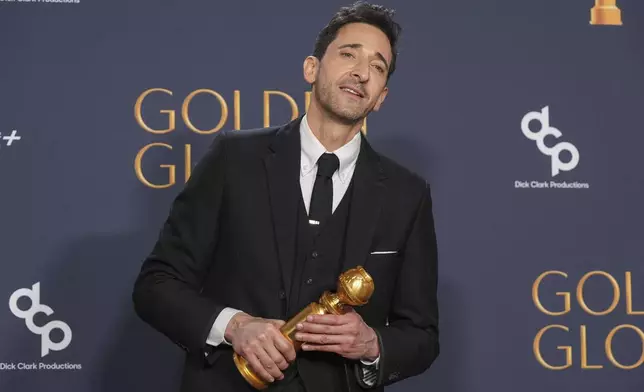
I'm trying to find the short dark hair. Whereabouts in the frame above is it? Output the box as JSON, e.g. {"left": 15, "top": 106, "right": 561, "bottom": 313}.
{"left": 313, "top": 1, "right": 402, "bottom": 79}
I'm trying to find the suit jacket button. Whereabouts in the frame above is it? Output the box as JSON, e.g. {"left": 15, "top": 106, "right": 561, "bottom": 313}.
{"left": 278, "top": 290, "right": 286, "bottom": 299}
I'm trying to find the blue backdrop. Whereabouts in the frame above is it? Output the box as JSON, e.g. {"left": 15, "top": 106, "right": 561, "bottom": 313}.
{"left": 1, "top": 0, "right": 643, "bottom": 391}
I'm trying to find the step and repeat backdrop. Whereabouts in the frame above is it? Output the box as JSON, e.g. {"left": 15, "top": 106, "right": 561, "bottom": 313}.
{"left": 1, "top": 1, "right": 643, "bottom": 391}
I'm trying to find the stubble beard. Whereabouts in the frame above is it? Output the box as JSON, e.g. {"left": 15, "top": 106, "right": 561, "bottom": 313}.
{"left": 314, "top": 80, "right": 370, "bottom": 126}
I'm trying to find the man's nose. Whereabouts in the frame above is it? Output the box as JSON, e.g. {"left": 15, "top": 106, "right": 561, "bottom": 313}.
{"left": 350, "top": 60, "right": 370, "bottom": 82}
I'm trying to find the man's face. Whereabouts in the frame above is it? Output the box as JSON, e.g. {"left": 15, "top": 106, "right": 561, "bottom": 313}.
{"left": 306, "top": 22, "right": 392, "bottom": 124}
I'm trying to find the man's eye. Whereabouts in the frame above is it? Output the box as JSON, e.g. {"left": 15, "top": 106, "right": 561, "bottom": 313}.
{"left": 341, "top": 52, "right": 354, "bottom": 58}
{"left": 373, "top": 64, "right": 385, "bottom": 73}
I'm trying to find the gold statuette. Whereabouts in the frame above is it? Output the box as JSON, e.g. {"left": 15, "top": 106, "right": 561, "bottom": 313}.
{"left": 590, "top": 0, "right": 623, "bottom": 26}
{"left": 233, "top": 266, "right": 375, "bottom": 390}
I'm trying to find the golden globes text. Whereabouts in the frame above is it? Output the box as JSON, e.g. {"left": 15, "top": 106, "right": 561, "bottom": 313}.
{"left": 532, "top": 270, "right": 643, "bottom": 370}
{"left": 133, "top": 88, "right": 368, "bottom": 189}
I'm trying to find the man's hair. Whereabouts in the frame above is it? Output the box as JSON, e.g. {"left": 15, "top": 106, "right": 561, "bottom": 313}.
{"left": 313, "top": 1, "right": 402, "bottom": 79}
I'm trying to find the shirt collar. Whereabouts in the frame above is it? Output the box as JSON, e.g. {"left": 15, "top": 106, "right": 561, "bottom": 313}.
{"left": 300, "top": 113, "right": 361, "bottom": 184}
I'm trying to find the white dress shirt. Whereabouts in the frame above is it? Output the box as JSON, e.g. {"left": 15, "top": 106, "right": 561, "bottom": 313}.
{"left": 205, "top": 114, "right": 379, "bottom": 371}
{"left": 298, "top": 112, "right": 361, "bottom": 215}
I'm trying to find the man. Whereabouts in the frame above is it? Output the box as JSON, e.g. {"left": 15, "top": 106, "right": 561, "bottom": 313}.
{"left": 132, "top": 2, "right": 439, "bottom": 391}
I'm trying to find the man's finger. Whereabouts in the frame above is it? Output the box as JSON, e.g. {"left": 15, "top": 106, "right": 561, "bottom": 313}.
{"left": 303, "top": 314, "right": 349, "bottom": 325}
{"left": 246, "top": 352, "right": 275, "bottom": 383}
{"left": 295, "top": 333, "right": 355, "bottom": 345}
{"left": 296, "top": 322, "right": 354, "bottom": 335}
{"left": 301, "top": 344, "right": 346, "bottom": 353}
{"left": 273, "top": 333, "right": 297, "bottom": 362}
{"left": 263, "top": 342, "right": 289, "bottom": 372}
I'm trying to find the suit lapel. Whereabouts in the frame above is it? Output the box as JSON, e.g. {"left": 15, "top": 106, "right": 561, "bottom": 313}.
{"left": 343, "top": 134, "right": 387, "bottom": 274}
{"left": 263, "top": 117, "right": 303, "bottom": 308}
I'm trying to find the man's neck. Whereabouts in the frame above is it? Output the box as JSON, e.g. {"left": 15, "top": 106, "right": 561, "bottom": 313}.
{"left": 306, "top": 102, "right": 363, "bottom": 152}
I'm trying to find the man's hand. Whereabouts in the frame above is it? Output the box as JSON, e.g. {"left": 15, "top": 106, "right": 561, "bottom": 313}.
{"left": 225, "top": 313, "right": 296, "bottom": 383}
{"left": 293, "top": 308, "right": 379, "bottom": 361}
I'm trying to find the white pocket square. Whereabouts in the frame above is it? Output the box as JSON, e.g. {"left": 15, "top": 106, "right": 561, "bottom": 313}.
{"left": 370, "top": 250, "right": 398, "bottom": 255}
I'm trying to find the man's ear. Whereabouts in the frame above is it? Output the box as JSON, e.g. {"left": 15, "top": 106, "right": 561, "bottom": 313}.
{"left": 303, "top": 56, "right": 319, "bottom": 84}
{"left": 372, "top": 86, "right": 389, "bottom": 112}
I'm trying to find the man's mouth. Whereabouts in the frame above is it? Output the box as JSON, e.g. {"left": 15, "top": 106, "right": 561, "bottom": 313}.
{"left": 339, "top": 85, "right": 365, "bottom": 98}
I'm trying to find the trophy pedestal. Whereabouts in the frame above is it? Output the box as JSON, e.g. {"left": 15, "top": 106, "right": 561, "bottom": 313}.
{"left": 233, "top": 350, "right": 270, "bottom": 390}
{"left": 233, "top": 302, "right": 331, "bottom": 390}
{"left": 591, "top": 1, "right": 623, "bottom": 26}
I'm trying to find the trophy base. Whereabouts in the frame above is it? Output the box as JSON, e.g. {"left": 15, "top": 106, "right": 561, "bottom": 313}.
{"left": 232, "top": 301, "right": 332, "bottom": 390}
{"left": 233, "top": 352, "right": 268, "bottom": 390}
{"left": 590, "top": 6, "right": 623, "bottom": 26}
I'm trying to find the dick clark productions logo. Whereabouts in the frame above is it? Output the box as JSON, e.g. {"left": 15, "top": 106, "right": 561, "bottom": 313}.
{"left": 8, "top": 283, "right": 72, "bottom": 357}
{"left": 521, "top": 106, "right": 580, "bottom": 177}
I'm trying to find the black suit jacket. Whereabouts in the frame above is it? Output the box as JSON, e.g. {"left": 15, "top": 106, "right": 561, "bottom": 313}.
{"left": 132, "top": 116, "right": 440, "bottom": 392}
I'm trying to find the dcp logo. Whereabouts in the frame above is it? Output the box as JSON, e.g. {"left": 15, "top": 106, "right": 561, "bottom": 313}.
{"left": 521, "top": 106, "right": 580, "bottom": 177}
{"left": 8, "top": 282, "right": 72, "bottom": 357}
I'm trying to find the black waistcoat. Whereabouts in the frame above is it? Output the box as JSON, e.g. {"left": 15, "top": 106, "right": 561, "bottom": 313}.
{"left": 288, "top": 181, "right": 353, "bottom": 314}
{"left": 285, "top": 180, "right": 355, "bottom": 392}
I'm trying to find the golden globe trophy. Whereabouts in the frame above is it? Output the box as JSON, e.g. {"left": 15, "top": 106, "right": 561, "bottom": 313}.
{"left": 590, "top": 0, "right": 623, "bottom": 26}
{"left": 233, "top": 266, "right": 375, "bottom": 390}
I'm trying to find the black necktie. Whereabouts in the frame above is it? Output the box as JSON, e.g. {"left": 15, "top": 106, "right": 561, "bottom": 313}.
{"left": 309, "top": 153, "right": 340, "bottom": 230}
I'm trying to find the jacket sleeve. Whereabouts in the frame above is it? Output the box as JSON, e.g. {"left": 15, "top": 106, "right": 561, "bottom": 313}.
{"left": 357, "top": 181, "right": 440, "bottom": 388}
{"left": 132, "top": 130, "right": 230, "bottom": 359}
